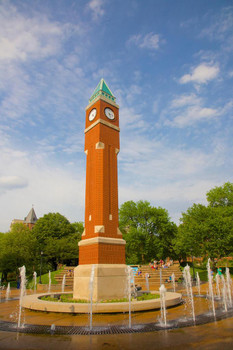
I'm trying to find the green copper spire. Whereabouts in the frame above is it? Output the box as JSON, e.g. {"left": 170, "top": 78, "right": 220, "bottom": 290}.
{"left": 89, "top": 78, "right": 116, "bottom": 103}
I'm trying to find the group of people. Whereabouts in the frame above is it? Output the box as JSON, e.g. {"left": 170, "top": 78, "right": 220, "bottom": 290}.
{"left": 149, "top": 259, "right": 173, "bottom": 270}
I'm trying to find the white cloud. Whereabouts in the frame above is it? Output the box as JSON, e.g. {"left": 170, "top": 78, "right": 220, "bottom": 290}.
{"left": 0, "top": 176, "right": 28, "bottom": 192}
{"left": 200, "top": 6, "right": 233, "bottom": 41}
{"left": 162, "top": 93, "right": 225, "bottom": 128}
{"left": 0, "top": 2, "right": 69, "bottom": 62}
{"left": 170, "top": 94, "right": 202, "bottom": 108}
{"left": 127, "top": 32, "right": 161, "bottom": 50}
{"left": 120, "top": 106, "right": 147, "bottom": 131}
{"left": 118, "top": 133, "right": 230, "bottom": 224}
{"left": 179, "top": 63, "right": 219, "bottom": 84}
{"left": 0, "top": 142, "right": 85, "bottom": 232}
{"left": 120, "top": 137, "right": 211, "bottom": 180}
{"left": 167, "top": 105, "right": 219, "bottom": 128}
{"left": 86, "top": 0, "right": 105, "bottom": 20}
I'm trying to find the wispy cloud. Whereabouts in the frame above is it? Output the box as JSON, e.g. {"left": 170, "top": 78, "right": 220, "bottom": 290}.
{"left": 161, "top": 93, "right": 226, "bottom": 128}
{"left": 0, "top": 2, "right": 73, "bottom": 63}
{"left": 166, "top": 105, "right": 219, "bottom": 128}
{"left": 0, "top": 140, "right": 85, "bottom": 231}
{"left": 200, "top": 6, "right": 233, "bottom": 42}
{"left": 0, "top": 176, "right": 28, "bottom": 193}
{"left": 127, "top": 32, "right": 162, "bottom": 50}
{"left": 179, "top": 63, "right": 219, "bottom": 85}
{"left": 86, "top": 0, "right": 105, "bottom": 20}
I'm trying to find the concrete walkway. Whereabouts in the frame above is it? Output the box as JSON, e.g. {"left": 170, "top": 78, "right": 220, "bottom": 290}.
{"left": 1, "top": 317, "right": 233, "bottom": 350}
{"left": 1, "top": 284, "right": 233, "bottom": 349}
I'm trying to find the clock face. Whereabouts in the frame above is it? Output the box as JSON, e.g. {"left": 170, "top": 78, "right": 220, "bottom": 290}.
{"left": 88, "top": 108, "right": 97, "bottom": 122}
{"left": 105, "top": 107, "right": 115, "bottom": 120}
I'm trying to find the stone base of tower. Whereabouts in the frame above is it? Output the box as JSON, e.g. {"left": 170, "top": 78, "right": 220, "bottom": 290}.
{"left": 73, "top": 264, "right": 128, "bottom": 302}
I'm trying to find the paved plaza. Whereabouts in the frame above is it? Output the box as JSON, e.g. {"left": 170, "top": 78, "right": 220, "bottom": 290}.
{"left": 1, "top": 285, "right": 233, "bottom": 349}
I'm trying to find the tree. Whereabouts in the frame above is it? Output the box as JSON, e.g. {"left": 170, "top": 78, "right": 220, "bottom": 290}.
{"left": 43, "top": 222, "right": 84, "bottom": 269}
{"left": 119, "top": 200, "right": 177, "bottom": 264}
{"left": 175, "top": 191, "right": 233, "bottom": 260}
{"left": 206, "top": 182, "right": 233, "bottom": 207}
{"left": 71, "top": 221, "right": 84, "bottom": 241}
{"left": 32, "top": 214, "right": 82, "bottom": 270}
{"left": 32, "top": 213, "right": 75, "bottom": 248}
{"left": 0, "top": 224, "right": 37, "bottom": 281}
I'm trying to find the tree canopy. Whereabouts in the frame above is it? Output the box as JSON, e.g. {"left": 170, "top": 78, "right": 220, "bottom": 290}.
{"left": 119, "top": 200, "right": 177, "bottom": 264}
{"left": 32, "top": 212, "right": 75, "bottom": 248}
{"left": 32, "top": 214, "right": 83, "bottom": 270}
{"left": 175, "top": 182, "right": 233, "bottom": 260}
{"left": 0, "top": 214, "right": 83, "bottom": 280}
{"left": 206, "top": 182, "right": 233, "bottom": 207}
{"left": 0, "top": 223, "right": 37, "bottom": 281}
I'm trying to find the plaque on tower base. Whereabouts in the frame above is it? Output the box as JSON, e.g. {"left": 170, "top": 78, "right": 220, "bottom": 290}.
{"left": 73, "top": 264, "right": 129, "bottom": 302}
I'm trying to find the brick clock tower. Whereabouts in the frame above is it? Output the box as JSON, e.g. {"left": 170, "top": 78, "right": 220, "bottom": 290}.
{"left": 73, "top": 79, "right": 127, "bottom": 301}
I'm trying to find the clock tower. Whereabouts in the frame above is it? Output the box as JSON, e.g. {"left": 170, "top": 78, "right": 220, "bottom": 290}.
{"left": 73, "top": 79, "right": 127, "bottom": 301}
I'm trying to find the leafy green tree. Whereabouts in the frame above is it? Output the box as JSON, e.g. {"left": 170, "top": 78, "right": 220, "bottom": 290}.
{"left": 32, "top": 214, "right": 83, "bottom": 270}
{"left": 33, "top": 212, "right": 75, "bottom": 248}
{"left": 175, "top": 187, "right": 233, "bottom": 260}
{"left": 71, "top": 221, "right": 84, "bottom": 241}
{"left": 206, "top": 182, "right": 233, "bottom": 207}
{"left": 119, "top": 200, "right": 177, "bottom": 264}
{"left": 0, "top": 224, "right": 37, "bottom": 281}
{"left": 43, "top": 223, "right": 83, "bottom": 268}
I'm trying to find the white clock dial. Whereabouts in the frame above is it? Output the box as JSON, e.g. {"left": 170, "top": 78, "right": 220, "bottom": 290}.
{"left": 88, "top": 108, "right": 97, "bottom": 121}
{"left": 105, "top": 107, "right": 115, "bottom": 120}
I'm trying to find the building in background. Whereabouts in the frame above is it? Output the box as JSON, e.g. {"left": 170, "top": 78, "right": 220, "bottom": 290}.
{"left": 10, "top": 207, "right": 38, "bottom": 230}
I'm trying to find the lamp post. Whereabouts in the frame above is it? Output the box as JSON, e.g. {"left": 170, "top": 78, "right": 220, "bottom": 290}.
{"left": 39, "top": 251, "right": 43, "bottom": 284}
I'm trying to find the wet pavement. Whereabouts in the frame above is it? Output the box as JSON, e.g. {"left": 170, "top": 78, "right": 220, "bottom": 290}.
{"left": 0, "top": 285, "right": 233, "bottom": 349}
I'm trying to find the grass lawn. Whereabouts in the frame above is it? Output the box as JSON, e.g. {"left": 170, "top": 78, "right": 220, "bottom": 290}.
{"left": 27, "top": 269, "right": 63, "bottom": 289}
{"left": 180, "top": 263, "right": 208, "bottom": 281}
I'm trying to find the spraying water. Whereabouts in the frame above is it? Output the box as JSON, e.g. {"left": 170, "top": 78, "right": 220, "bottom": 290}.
{"left": 5, "top": 282, "right": 11, "bottom": 301}
{"left": 48, "top": 271, "right": 51, "bottom": 293}
{"left": 215, "top": 274, "right": 221, "bottom": 299}
{"left": 159, "top": 284, "right": 167, "bottom": 326}
{"left": 183, "top": 265, "right": 195, "bottom": 323}
{"left": 61, "top": 274, "right": 66, "bottom": 293}
{"left": 172, "top": 273, "right": 176, "bottom": 292}
{"left": 145, "top": 273, "right": 150, "bottom": 292}
{"left": 160, "top": 269, "right": 162, "bottom": 286}
{"left": 33, "top": 271, "right": 37, "bottom": 293}
{"left": 127, "top": 266, "right": 134, "bottom": 328}
{"left": 196, "top": 272, "right": 201, "bottom": 296}
{"left": 225, "top": 267, "right": 232, "bottom": 307}
{"left": 89, "top": 264, "right": 95, "bottom": 331}
{"left": 207, "top": 259, "right": 216, "bottom": 317}
{"left": 17, "top": 265, "right": 27, "bottom": 328}
{"left": 221, "top": 274, "right": 228, "bottom": 312}
{"left": 50, "top": 324, "right": 56, "bottom": 334}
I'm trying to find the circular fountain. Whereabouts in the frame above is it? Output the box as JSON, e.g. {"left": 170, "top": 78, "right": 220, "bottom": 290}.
{"left": 1, "top": 262, "right": 233, "bottom": 336}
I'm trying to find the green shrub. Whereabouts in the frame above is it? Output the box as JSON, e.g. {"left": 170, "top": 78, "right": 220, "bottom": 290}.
{"left": 136, "top": 293, "right": 160, "bottom": 301}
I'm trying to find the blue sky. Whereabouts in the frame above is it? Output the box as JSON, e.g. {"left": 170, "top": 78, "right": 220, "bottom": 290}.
{"left": 0, "top": 0, "right": 233, "bottom": 231}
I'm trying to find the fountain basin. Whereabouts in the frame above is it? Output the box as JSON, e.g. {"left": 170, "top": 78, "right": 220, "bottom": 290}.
{"left": 22, "top": 291, "right": 182, "bottom": 313}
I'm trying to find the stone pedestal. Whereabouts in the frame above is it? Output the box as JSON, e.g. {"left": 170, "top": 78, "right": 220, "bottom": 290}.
{"left": 73, "top": 264, "right": 128, "bottom": 302}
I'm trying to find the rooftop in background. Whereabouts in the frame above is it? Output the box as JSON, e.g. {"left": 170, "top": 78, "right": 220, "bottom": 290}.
{"left": 89, "top": 78, "right": 116, "bottom": 104}
{"left": 24, "top": 207, "right": 37, "bottom": 224}
{"left": 11, "top": 207, "right": 38, "bottom": 230}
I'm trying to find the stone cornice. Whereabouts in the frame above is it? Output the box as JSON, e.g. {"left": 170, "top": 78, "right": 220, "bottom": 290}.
{"left": 84, "top": 118, "right": 120, "bottom": 133}
{"left": 78, "top": 237, "right": 126, "bottom": 247}
{"left": 85, "top": 95, "right": 119, "bottom": 111}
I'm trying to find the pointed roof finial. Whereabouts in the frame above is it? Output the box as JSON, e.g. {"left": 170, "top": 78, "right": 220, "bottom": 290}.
{"left": 89, "top": 78, "right": 116, "bottom": 104}
{"left": 25, "top": 207, "right": 38, "bottom": 224}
